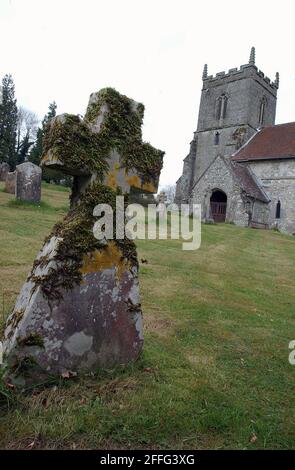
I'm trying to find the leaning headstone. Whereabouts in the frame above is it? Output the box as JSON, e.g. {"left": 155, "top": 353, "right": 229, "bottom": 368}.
{"left": 0, "top": 162, "right": 10, "bottom": 182}
{"left": 3, "top": 88, "right": 164, "bottom": 386}
{"left": 16, "top": 162, "right": 41, "bottom": 203}
{"left": 4, "top": 171, "right": 16, "bottom": 194}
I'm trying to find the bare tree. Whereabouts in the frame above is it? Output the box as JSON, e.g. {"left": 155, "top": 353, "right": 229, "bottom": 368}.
{"left": 16, "top": 106, "right": 39, "bottom": 163}
{"left": 161, "top": 184, "right": 176, "bottom": 204}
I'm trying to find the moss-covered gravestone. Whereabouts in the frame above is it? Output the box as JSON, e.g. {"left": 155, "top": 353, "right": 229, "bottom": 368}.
{"left": 3, "top": 88, "right": 164, "bottom": 385}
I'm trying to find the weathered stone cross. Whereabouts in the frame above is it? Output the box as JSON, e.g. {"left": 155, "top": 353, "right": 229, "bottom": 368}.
{"left": 3, "top": 88, "right": 164, "bottom": 385}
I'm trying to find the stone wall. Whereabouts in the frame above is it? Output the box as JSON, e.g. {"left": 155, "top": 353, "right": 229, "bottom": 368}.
{"left": 251, "top": 199, "right": 270, "bottom": 228}
{"left": 191, "top": 156, "right": 249, "bottom": 226}
{"left": 190, "top": 155, "right": 295, "bottom": 234}
{"left": 250, "top": 159, "right": 295, "bottom": 234}
{"left": 192, "top": 125, "right": 255, "bottom": 183}
{"left": 175, "top": 136, "right": 197, "bottom": 204}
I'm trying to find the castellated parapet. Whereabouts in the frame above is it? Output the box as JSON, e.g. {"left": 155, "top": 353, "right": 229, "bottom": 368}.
{"left": 203, "top": 63, "right": 279, "bottom": 95}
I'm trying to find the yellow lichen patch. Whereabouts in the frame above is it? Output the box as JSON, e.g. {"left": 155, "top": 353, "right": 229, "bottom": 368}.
{"left": 80, "top": 242, "right": 130, "bottom": 280}
{"left": 142, "top": 181, "right": 157, "bottom": 193}
{"left": 126, "top": 174, "right": 141, "bottom": 189}
{"left": 125, "top": 174, "right": 156, "bottom": 193}
{"left": 41, "top": 150, "right": 62, "bottom": 167}
{"left": 106, "top": 171, "right": 118, "bottom": 190}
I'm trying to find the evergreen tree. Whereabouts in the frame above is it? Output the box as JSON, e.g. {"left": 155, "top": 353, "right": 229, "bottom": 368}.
{"left": 17, "top": 133, "right": 33, "bottom": 164}
{"left": 29, "top": 101, "right": 71, "bottom": 185}
{"left": 29, "top": 101, "right": 57, "bottom": 166}
{"left": 44, "top": 102, "right": 57, "bottom": 125}
{"left": 0, "top": 74, "right": 18, "bottom": 169}
{"left": 29, "top": 127, "right": 43, "bottom": 165}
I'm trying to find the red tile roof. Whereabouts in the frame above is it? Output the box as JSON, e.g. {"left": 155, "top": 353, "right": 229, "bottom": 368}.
{"left": 232, "top": 122, "right": 295, "bottom": 161}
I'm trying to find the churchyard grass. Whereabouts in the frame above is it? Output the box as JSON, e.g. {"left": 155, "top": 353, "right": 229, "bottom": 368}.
{"left": 0, "top": 181, "right": 294, "bottom": 449}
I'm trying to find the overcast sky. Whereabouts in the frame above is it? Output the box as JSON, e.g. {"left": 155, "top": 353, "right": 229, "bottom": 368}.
{"left": 1, "top": 0, "right": 294, "bottom": 188}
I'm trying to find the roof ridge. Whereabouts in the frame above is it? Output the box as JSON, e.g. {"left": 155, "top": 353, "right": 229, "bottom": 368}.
{"left": 259, "top": 121, "right": 295, "bottom": 130}
{"left": 231, "top": 129, "right": 260, "bottom": 159}
{"left": 190, "top": 154, "right": 222, "bottom": 192}
{"left": 232, "top": 121, "right": 295, "bottom": 162}
{"left": 271, "top": 121, "right": 295, "bottom": 128}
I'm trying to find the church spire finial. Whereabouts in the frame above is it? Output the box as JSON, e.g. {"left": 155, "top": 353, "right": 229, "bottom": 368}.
{"left": 275, "top": 72, "right": 280, "bottom": 88}
{"left": 249, "top": 46, "right": 256, "bottom": 65}
{"left": 202, "top": 64, "right": 208, "bottom": 80}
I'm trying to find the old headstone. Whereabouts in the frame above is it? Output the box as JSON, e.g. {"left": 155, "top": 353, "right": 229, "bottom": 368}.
{"left": 3, "top": 88, "right": 164, "bottom": 385}
{"left": 16, "top": 162, "right": 41, "bottom": 203}
{"left": 156, "top": 191, "right": 167, "bottom": 216}
{"left": 0, "top": 162, "right": 10, "bottom": 182}
{"left": 4, "top": 171, "right": 16, "bottom": 195}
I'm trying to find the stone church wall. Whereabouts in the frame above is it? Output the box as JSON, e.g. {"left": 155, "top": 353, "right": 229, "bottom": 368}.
{"left": 191, "top": 157, "right": 249, "bottom": 226}
{"left": 251, "top": 200, "right": 270, "bottom": 228}
{"left": 193, "top": 125, "right": 254, "bottom": 182}
{"left": 175, "top": 155, "right": 194, "bottom": 204}
{"left": 250, "top": 159, "right": 295, "bottom": 234}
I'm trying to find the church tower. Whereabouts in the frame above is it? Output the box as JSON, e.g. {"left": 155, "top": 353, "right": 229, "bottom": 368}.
{"left": 175, "top": 48, "right": 279, "bottom": 204}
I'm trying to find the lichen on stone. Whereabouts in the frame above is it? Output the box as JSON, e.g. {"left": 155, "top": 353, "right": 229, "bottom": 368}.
{"left": 30, "top": 181, "right": 137, "bottom": 300}
{"left": 42, "top": 114, "right": 109, "bottom": 176}
{"left": 84, "top": 88, "right": 164, "bottom": 181}
{"left": 6, "top": 308, "right": 25, "bottom": 330}
{"left": 42, "top": 88, "right": 164, "bottom": 183}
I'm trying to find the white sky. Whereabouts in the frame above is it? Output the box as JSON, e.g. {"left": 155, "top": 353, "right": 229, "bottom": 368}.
{"left": 1, "top": 0, "right": 294, "bottom": 188}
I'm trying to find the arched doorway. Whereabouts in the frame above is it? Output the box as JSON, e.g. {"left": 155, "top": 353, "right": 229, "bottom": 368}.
{"left": 210, "top": 190, "right": 227, "bottom": 222}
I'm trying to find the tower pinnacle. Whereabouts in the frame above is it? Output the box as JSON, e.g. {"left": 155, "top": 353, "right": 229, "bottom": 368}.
{"left": 249, "top": 47, "right": 256, "bottom": 65}
{"left": 202, "top": 64, "right": 208, "bottom": 80}
{"left": 275, "top": 72, "right": 280, "bottom": 88}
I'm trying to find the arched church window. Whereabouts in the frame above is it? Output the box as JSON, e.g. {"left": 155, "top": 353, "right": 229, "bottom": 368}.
{"left": 216, "top": 97, "right": 222, "bottom": 120}
{"left": 214, "top": 132, "right": 220, "bottom": 145}
{"left": 222, "top": 95, "right": 228, "bottom": 118}
{"left": 216, "top": 94, "right": 228, "bottom": 119}
{"left": 275, "top": 200, "right": 281, "bottom": 219}
{"left": 259, "top": 96, "right": 267, "bottom": 126}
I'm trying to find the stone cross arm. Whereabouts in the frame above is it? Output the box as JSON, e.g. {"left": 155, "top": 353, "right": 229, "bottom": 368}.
{"left": 41, "top": 88, "right": 164, "bottom": 198}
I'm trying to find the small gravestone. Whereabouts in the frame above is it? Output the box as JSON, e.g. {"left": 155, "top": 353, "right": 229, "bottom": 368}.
{"left": 4, "top": 171, "right": 16, "bottom": 194}
{"left": 156, "top": 191, "right": 167, "bottom": 216}
{"left": 16, "top": 162, "right": 41, "bottom": 203}
{"left": 3, "top": 88, "right": 164, "bottom": 386}
{"left": 0, "top": 162, "right": 10, "bottom": 182}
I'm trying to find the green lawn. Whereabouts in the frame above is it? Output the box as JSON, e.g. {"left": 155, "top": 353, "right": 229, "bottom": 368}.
{"left": 0, "top": 181, "right": 294, "bottom": 449}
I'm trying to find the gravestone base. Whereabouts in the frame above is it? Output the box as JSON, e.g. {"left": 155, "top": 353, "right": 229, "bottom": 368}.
{"left": 4, "top": 239, "right": 143, "bottom": 387}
